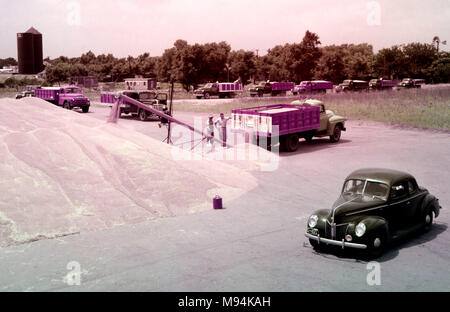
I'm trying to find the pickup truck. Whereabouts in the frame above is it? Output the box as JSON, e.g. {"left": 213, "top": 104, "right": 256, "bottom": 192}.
{"left": 231, "top": 99, "right": 346, "bottom": 152}
{"left": 34, "top": 86, "right": 90, "bottom": 112}
{"left": 194, "top": 82, "right": 243, "bottom": 99}
{"left": 249, "top": 81, "right": 295, "bottom": 97}
{"left": 398, "top": 78, "right": 425, "bottom": 88}
{"left": 336, "top": 80, "right": 369, "bottom": 92}
{"left": 292, "top": 81, "right": 333, "bottom": 95}
{"left": 369, "top": 79, "right": 398, "bottom": 90}
{"left": 101, "top": 90, "right": 169, "bottom": 121}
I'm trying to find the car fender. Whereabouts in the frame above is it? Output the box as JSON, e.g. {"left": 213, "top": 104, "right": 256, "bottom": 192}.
{"left": 327, "top": 115, "right": 346, "bottom": 134}
{"left": 308, "top": 209, "right": 331, "bottom": 230}
{"left": 356, "top": 216, "right": 389, "bottom": 240}
{"left": 420, "top": 194, "right": 440, "bottom": 218}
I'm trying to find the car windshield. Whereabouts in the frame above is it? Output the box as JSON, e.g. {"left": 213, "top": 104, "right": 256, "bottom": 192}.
{"left": 343, "top": 179, "right": 389, "bottom": 201}
{"left": 64, "top": 88, "right": 81, "bottom": 94}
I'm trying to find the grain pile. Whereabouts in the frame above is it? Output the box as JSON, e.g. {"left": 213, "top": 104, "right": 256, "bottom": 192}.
{"left": 0, "top": 97, "right": 258, "bottom": 247}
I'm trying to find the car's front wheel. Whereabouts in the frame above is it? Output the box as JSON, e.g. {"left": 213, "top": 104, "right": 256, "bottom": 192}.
{"left": 366, "top": 230, "right": 387, "bottom": 259}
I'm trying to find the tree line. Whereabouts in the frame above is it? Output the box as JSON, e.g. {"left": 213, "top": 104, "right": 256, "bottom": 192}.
{"left": 12, "top": 30, "right": 450, "bottom": 90}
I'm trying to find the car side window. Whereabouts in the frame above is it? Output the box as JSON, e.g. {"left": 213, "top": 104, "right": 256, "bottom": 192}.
{"left": 408, "top": 180, "right": 417, "bottom": 194}
{"left": 390, "top": 182, "right": 408, "bottom": 200}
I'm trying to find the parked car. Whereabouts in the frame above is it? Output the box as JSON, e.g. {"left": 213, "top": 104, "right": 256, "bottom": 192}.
{"left": 305, "top": 168, "right": 441, "bottom": 258}
{"left": 15, "top": 90, "right": 35, "bottom": 99}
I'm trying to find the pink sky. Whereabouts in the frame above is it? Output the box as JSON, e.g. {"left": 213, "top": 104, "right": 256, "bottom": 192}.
{"left": 1, "top": 0, "right": 449, "bottom": 59}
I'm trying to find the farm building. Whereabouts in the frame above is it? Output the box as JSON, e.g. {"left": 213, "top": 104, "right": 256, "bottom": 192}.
{"left": 125, "top": 78, "right": 157, "bottom": 90}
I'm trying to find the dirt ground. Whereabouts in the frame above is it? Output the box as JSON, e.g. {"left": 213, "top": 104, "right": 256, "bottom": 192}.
{"left": 0, "top": 102, "right": 449, "bottom": 291}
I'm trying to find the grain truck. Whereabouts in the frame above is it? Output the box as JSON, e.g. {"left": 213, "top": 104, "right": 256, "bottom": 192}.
{"left": 369, "top": 78, "right": 398, "bottom": 90}
{"left": 249, "top": 81, "right": 295, "bottom": 97}
{"left": 398, "top": 78, "right": 425, "bottom": 88}
{"left": 194, "top": 82, "right": 243, "bottom": 99}
{"left": 231, "top": 99, "right": 346, "bottom": 152}
{"left": 337, "top": 80, "right": 369, "bottom": 92}
{"left": 101, "top": 90, "right": 168, "bottom": 121}
{"left": 292, "top": 81, "right": 334, "bottom": 95}
{"left": 34, "top": 86, "right": 90, "bottom": 113}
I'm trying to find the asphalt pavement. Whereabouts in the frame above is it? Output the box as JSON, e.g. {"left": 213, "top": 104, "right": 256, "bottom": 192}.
{"left": 0, "top": 104, "right": 449, "bottom": 291}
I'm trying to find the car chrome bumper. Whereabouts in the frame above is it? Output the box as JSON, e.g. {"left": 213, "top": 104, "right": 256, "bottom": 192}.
{"left": 305, "top": 233, "right": 367, "bottom": 250}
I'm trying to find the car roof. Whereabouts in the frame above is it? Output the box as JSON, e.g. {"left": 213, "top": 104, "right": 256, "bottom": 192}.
{"left": 345, "top": 168, "right": 415, "bottom": 186}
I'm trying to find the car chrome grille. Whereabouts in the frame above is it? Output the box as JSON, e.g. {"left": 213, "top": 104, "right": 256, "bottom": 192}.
{"left": 325, "top": 221, "right": 349, "bottom": 240}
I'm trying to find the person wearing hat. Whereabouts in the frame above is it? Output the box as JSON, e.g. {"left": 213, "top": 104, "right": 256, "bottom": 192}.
{"left": 215, "top": 113, "right": 231, "bottom": 147}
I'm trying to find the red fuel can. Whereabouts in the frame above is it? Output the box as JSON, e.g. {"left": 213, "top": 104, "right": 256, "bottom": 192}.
{"left": 213, "top": 195, "right": 223, "bottom": 210}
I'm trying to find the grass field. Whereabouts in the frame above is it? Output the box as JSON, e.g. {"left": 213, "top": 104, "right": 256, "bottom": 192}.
{"left": 1, "top": 83, "right": 449, "bottom": 130}
{"left": 173, "top": 86, "right": 450, "bottom": 131}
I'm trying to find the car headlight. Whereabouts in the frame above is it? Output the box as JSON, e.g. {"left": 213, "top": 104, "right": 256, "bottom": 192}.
{"left": 308, "top": 215, "right": 319, "bottom": 228}
{"left": 355, "top": 222, "right": 366, "bottom": 237}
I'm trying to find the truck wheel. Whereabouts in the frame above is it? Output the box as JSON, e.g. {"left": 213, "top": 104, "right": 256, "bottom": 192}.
{"left": 285, "top": 134, "right": 299, "bottom": 152}
{"left": 82, "top": 106, "right": 89, "bottom": 113}
{"left": 63, "top": 102, "right": 71, "bottom": 110}
{"left": 330, "top": 125, "right": 342, "bottom": 143}
{"left": 139, "top": 109, "right": 148, "bottom": 121}
{"left": 204, "top": 93, "right": 210, "bottom": 99}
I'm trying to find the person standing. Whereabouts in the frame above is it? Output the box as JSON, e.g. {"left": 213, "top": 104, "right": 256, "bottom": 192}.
{"left": 205, "top": 116, "right": 215, "bottom": 149}
{"left": 215, "top": 113, "right": 231, "bottom": 147}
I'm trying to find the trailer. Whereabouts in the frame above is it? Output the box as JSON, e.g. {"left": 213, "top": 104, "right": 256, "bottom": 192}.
{"left": 249, "top": 81, "right": 295, "bottom": 97}
{"left": 292, "top": 81, "right": 333, "bottom": 94}
{"left": 231, "top": 99, "right": 347, "bottom": 152}
{"left": 34, "top": 86, "right": 90, "bottom": 112}
{"left": 194, "top": 82, "right": 243, "bottom": 99}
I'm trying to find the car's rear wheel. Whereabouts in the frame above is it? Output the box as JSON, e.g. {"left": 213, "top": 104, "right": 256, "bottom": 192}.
{"left": 423, "top": 208, "right": 434, "bottom": 233}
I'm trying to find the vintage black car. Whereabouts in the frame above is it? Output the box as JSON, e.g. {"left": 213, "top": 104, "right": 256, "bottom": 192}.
{"left": 305, "top": 168, "right": 441, "bottom": 258}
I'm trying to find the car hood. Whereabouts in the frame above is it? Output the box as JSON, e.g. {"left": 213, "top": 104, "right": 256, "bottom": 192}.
{"left": 331, "top": 194, "right": 386, "bottom": 221}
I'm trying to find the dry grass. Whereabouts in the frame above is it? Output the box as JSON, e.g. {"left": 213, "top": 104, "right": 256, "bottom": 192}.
{"left": 173, "top": 86, "right": 450, "bottom": 131}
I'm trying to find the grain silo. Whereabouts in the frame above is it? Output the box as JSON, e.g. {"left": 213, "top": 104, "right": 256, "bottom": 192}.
{"left": 17, "top": 27, "right": 43, "bottom": 74}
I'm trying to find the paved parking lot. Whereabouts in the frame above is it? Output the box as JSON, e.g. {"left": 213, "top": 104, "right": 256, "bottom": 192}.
{"left": 0, "top": 104, "right": 449, "bottom": 291}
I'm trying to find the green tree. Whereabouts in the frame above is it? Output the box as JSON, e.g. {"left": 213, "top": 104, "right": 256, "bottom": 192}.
{"left": 228, "top": 50, "right": 256, "bottom": 85}
{"left": 427, "top": 52, "right": 450, "bottom": 83}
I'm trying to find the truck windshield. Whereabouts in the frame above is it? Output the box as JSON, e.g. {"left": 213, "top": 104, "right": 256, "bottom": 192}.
{"left": 343, "top": 179, "right": 389, "bottom": 200}
{"left": 204, "top": 83, "right": 213, "bottom": 88}
{"left": 139, "top": 92, "right": 156, "bottom": 100}
{"left": 300, "top": 81, "right": 308, "bottom": 86}
{"left": 64, "top": 88, "right": 81, "bottom": 94}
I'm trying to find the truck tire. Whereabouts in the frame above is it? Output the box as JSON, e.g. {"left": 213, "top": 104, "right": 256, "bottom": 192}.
{"left": 63, "top": 101, "right": 71, "bottom": 110}
{"left": 82, "top": 106, "right": 89, "bottom": 113}
{"left": 204, "top": 93, "right": 210, "bottom": 99}
{"left": 139, "top": 109, "right": 148, "bottom": 121}
{"left": 330, "top": 125, "right": 342, "bottom": 143}
{"left": 284, "top": 134, "right": 299, "bottom": 152}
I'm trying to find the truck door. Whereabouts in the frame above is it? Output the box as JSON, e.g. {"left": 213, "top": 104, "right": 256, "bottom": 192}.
{"left": 319, "top": 104, "right": 328, "bottom": 131}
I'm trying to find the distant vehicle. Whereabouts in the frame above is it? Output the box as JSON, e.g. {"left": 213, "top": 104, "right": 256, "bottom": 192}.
{"left": 249, "top": 81, "right": 295, "bottom": 97}
{"left": 101, "top": 90, "right": 169, "bottom": 121}
{"left": 194, "top": 82, "right": 243, "bottom": 99}
{"left": 398, "top": 78, "right": 425, "bottom": 88}
{"left": 292, "top": 81, "right": 333, "bottom": 95}
{"left": 305, "top": 168, "right": 441, "bottom": 258}
{"left": 369, "top": 79, "right": 398, "bottom": 90}
{"left": 231, "top": 99, "right": 346, "bottom": 152}
{"left": 15, "top": 90, "right": 35, "bottom": 99}
{"left": 336, "top": 80, "right": 369, "bottom": 92}
{"left": 34, "top": 86, "right": 90, "bottom": 113}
